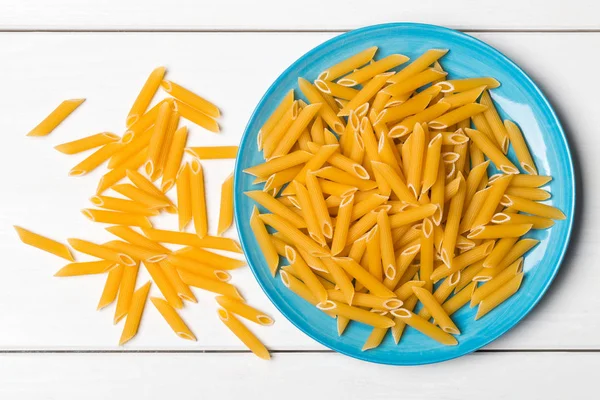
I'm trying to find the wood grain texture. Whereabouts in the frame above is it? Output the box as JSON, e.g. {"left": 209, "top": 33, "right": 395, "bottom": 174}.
{"left": 1, "top": 0, "right": 599, "bottom": 30}
{"left": 0, "top": 352, "right": 598, "bottom": 399}
{"left": 0, "top": 31, "right": 595, "bottom": 351}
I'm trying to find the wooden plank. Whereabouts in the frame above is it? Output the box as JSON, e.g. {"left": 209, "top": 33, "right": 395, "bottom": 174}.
{"left": 0, "top": 31, "right": 595, "bottom": 350}
{"left": 2, "top": 0, "right": 599, "bottom": 31}
{"left": 0, "top": 352, "right": 597, "bottom": 399}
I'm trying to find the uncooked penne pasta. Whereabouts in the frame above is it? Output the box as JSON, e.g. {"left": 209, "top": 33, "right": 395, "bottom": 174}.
{"left": 189, "top": 158, "right": 208, "bottom": 237}
{"left": 319, "top": 301, "right": 395, "bottom": 328}
{"left": 69, "top": 142, "right": 123, "bottom": 176}
{"left": 467, "top": 223, "right": 533, "bottom": 239}
{"left": 161, "top": 126, "right": 188, "bottom": 192}
{"left": 81, "top": 209, "right": 152, "bottom": 228}
{"left": 391, "top": 308, "right": 457, "bottom": 345}
{"left": 67, "top": 238, "right": 136, "bottom": 267}
{"left": 465, "top": 128, "right": 518, "bottom": 174}
{"left": 479, "top": 91, "right": 509, "bottom": 154}
{"left": 387, "top": 49, "right": 448, "bottom": 84}
{"left": 175, "top": 100, "right": 220, "bottom": 133}
{"left": 55, "top": 132, "right": 120, "bottom": 154}
{"left": 111, "top": 184, "right": 169, "bottom": 210}
{"left": 471, "top": 174, "right": 513, "bottom": 227}
{"left": 320, "top": 46, "right": 378, "bottom": 81}
{"left": 502, "top": 195, "right": 566, "bottom": 220}
{"left": 185, "top": 146, "right": 238, "bottom": 160}
{"left": 142, "top": 228, "right": 242, "bottom": 253}
{"left": 216, "top": 296, "right": 274, "bottom": 326}
{"left": 28, "top": 98, "right": 85, "bottom": 136}
{"left": 504, "top": 120, "right": 538, "bottom": 174}
{"left": 438, "top": 86, "right": 486, "bottom": 109}
{"left": 90, "top": 196, "right": 158, "bottom": 217}
{"left": 390, "top": 102, "right": 451, "bottom": 138}
{"left": 145, "top": 100, "right": 172, "bottom": 179}
{"left": 475, "top": 273, "right": 524, "bottom": 320}
{"left": 491, "top": 212, "right": 554, "bottom": 229}
{"left": 333, "top": 257, "right": 396, "bottom": 298}
{"left": 338, "top": 54, "right": 408, "bottom": 86}
{"left": 114, "top": 264, "right": 140, "bottom": 324}
{"left": 471, "top": 258, "right": 523, "bottom": 306}
{"left": 440, "top": 173, "right": 466, "bottom": 266}
{"left": 412, "top": 287, "right": 460, "bottom": 334}
{"left": 436, "top": 77, "right": 500, "bottom": 93}
{"left": 119, "top": 281, "right": 151, "bottom": 345}
{"left": 161, "top": 80, "right": 220, "bottom": 118}
{"left": 54, "top": 260, "right": 114, "bottom": 277}
{"left": 331, "top": 194, "right": 355, "bottom": 255}
{"left": 97, "top": 264, "right": 124, "bottom": 310}
{"left": 377, "top": 94, "right": 432, "bottom": 125}
{"left": 218, "top": 308, "right": 270, "bottom": 360}
{"left": 176, "top": 163, "right": 192, "bottom": 230}
{"left": 429, "top": 103, "right": 487, "bottom": 130}
{"left": 509, "top": 174, "right": 552, "bottom": 188}
{"left": 14, "top": 226, "right": 74, "bottom": 261}
{"left": 338, "top": 74, "right": 391, "bottom": 117}
{"left": 384, "top": 69, "right": 447, "bottom": 98}
{"left": 298, "top": 78, "right": 344, "bottom": 134}
{"left": 216, "top": 173, "right": 235, "bottom": 235}
{"left": 152, "top": 296, "right": 196, "bottom": 340}
{"left": 126, "top": 67, "right": 165, "bottom": 127}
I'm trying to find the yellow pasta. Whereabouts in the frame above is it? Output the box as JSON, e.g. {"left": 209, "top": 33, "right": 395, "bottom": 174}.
{"left": 387, "top": 49, "right": 448, "bottom": 84}
{"left": 67, "top": 238, "right": 136, "bottom": 266}
{"left": 298, "top": 78, "right": 344, "bottom": 134}
{"left": 216, "top": 174, "right": 235, "bottom": 236}
{"left": 216, "top": 296, "right": 274, "bottom": 326}
{"left": 126, "top": 67, "right": 165, "bottom": 127}
{"left": 504, "top": 120, "right": 538, "bottom": 174}
{"left": 114, "top": 264, "right": 140, "bottom": 324}
{"left": 420, "top": 218, "right": 434, "bottom": 292}
{"left": 438, "top": 86, "right": 486, "bottom": 109}
{"left": 245, "top": 190, "right": 305, "bottom": 229}
{"left": 119, "top": 281, "right": 151, "bottom": 345}
{"left": 471, "top": 174, "right": 513, "bottom": 227}
{"left": 492, "top": 212, "right": 554, "bottom": 229}
{"left": 468, "top": 223, "right": 533, "bottom": 239}
{"left": 112, "top": 183, "right": 169, "bottom": 210}
{"left": 505, "top": 187, "right": 550, "bottom": 201}
{"left": 174, "top": 246, "right": 245, "bottom": 270}
{"left": 161, "top": 79, "right": 219, "bottom": 118}
{"left": 55, "top": 132, "right": 120, "bottom": 154}
{"left": 151, "top": 296, "right": 196, "bottom": 341}
{"left": 142, "top": 227, "right": 242, "bottom": 253}
{"left": 384, "top": 68, "right": 447, "bottom": 97}
{"left": 459, "top": 187, "right": 491, "bottom": 233}
{"left": 440, "top": 173, "right": 466, "bottom": 266}
{"left": 430, "top": 240, "right": 495, "bottom": 281}
{"left": 502, "top": 195, "right": 566, "bottom": 220}
{"left": 161, "top": 126, "right": 188, "bottom": 192}
{"left": 429, "top": 103, "right": 487, "bottom": 130}
{"left": 406, "top": 123, "right": 426, "bottom": 197}
{"left": 259, "top": 90, "right": 294, "bottom": 149}
{"left": 218, "top": 308, "right": 270, "bottom": 360}
{"left": 14, "top": 226, "right": 74, "bottom": 261}
{"left": 81, "top": 209, "right": 152, "bottom": 228}
{"left": 391, "top": 308, "right": 457, "bottom": 345}
{"left": 319, "top": 301, "right": 395, "bottom": 328}
{"left": 314, "top": 166, "right": 377, "bottom": 191}
{"left": 337, "top": 54, "right": 409, "bottom": 86}
{"left": 331, "top": 194, "right": 355, "bottom": 255}
{"left": 333, "top": 257, "right": 396, "bottom": 298}
{"left": 471, "top": 258, "right": 523, "bottom": 306}
{"left": 176, "top": 163, "right": 192, "bottom": 230}
{"left": 464, "top": 128, "right": 518, "bottom": 174}
{"left": 185, "top": 146, "right": 238, "bottom": 160}
{"left": 421, "top": 133, "right": 443, "bottom": 194}
{"left": 262, "top": 101, "right": 299, "bottom": 157}
{"left": 412, "top": 287, "right": 460, "bottom": 334}
{"left": 54, "top": 260, "right": 114, "bottom": 277}
{"left": 370, "top": 161, "right": 417, "bottom": 204}
{"left": 160, "top": 261, "right": 197, "bottom": 303}
{"left": 390, "top": 102, "right": 451, "bottom": 138}
{"left": 338, "top": 74, "right": 391, "bottom": 117}
{"left": 475, "top": 273, "right": 524, "bottom": 320}
{"left": 377, "top": 93, "right": 432, "bottom": 125}
{"left": 374, "top": 210, "right": 395, "bottom": 281}
{"left": 509, "top": 174, "right": 552, "bottom": 188}
{"left": 145, "top": 100, "right": 172, "bottom": 179}
{"left": 143, "top": 261, "right": 183, "bottom": 309}
{"left": 107, "top": 127, "right": 153, "bottom": 170}
{"left": 97, "top": 264, "right": 124, "bottom": 310}
{"left": 90, "top": 196, "right": 157, "bottom": 216}
{"left": 174, "top": 100, "right": 220, "bottom": 133}
{"left": 69, "top": 142, "right": 123, "bottom": 176}
{"left": 474, "top": 239, "right": 538, "bottom": 282}
{"left": 436, "top": 77, "right": 500, "bottom": 93}
{"left": 388, "top": 203, "right": 437, "bottom": 228}
{"left": 286, "top": 246, "right": 328, "bottom": 303}
{"left": 320, "top": 46, "right": 378, "bottom": 81}
{"left": 315, "top": 79, "right": 359, "bottom": 100}
{"left": 189, "top": 158, "right": 208, "bottom": 237}
{"left": 180, "top": 270, "right": 243, "bottom": 300}
{"left": 27, "top": 98, "right": 85, "bottom": 136}
{"left": 479, "top": 91, "right": 510, "bottom": 153}
{"left": 106, "top": 225, "right": 169, "bottom": 254}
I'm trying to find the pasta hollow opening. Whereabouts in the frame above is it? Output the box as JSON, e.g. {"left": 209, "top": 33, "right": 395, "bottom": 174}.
{"left": 214, "top": 270, "right": 231, "bottom": 282}
{"left": 383, "top": 298, "right": 403, "bottom": 310}
{"left": 257, "top": 315, "right": 275, "bottom": 326}
{"left": 316, "top": 300, "right": 336, "bottom": 311}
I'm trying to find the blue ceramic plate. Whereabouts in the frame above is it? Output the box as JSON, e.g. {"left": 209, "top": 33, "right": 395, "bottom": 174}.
{"left": 234, "top": 23, "right": 575, "bottom": 365}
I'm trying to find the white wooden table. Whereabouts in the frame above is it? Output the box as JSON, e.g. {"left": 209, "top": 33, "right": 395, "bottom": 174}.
{"left": 0, "top": 1, "right": 597, "bottom": 398}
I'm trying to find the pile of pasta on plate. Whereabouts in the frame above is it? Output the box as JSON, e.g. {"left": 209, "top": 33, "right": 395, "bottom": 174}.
{"left": 245, "top": 47, "right": 565, "bottom": 350}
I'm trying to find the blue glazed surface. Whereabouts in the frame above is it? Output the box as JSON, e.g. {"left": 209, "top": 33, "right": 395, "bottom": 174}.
{"left": 233, "top": 23, "right": 575, "bottom": 365}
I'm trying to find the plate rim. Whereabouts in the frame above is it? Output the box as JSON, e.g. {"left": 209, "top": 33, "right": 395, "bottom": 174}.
{"left": 233, "top": 22, "right": 576, "bottom": 365}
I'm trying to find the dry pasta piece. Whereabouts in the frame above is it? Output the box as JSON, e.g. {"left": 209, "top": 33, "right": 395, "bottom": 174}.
{"left": 174, "top": 100, "right": 220, "bottom": 133}
{"left": 430, "top": 240, "right": 494, "bottom": 281}
{"left": 259, "top": 213, "right": 329, "bottom": 256}
{"left": 112, "top": 184, "right": 169, "bottom": 210}
{"left": 27, "top": 98, "right": 85, "bottom": 136}
{"left": 502, "top": 195, "right": 566, "bottom": 220}
{"left": 262, "top": 101, "right": 299, "bottom": 158}
{"left": 160, "top": 260, "right": 197, "bottom": 303}
{"left": 333, "top": 257, "right": 396, "bottom": 298}
{"left": 189, "top": 158, "right": 208, "bottom": 237}
{"left": 218, "top": 308, "right": 270, "bottom": 360}
{"left": 103, "top": 240, "right": 166, "bottom": 263}
{"left": 106, "top": 226, "right": 169, "bottom": 253}
{"left": 90, "top": 196, "right": 158, "bottom": 217}
{"left": 151, "top": 296, "right": 196, "bottom": 341}
{"left": 370, "top": 162, "right": 417, "bottom": 204}
{"left": 161, "top": 126, "right": 188, "bottom": 192}
{"left": 331, "top": 194, "right": 355, "bottom": 255}
{"left": 420, "top": 218, "right": 434, "bottom": 292}
{"left": 119, "top": 281, "right": 151, "bottom": 345}
{"left": 55, "top": 132, "right": 120, "bottom": 154}
{"left": 244, "top": 150, "right": 312, "bottom": 178}
{"left": 464, "top": 128, "right": 518, "bottom": 174}
{"left": 157, "top": 111, "right": 180, "bottom": 176}
{"left": 362, "top": 327, "right": 388, "bottom": 351}
{"left": 318, "top": 301, "right": 395, "bottom": 328}
{"left": 55, "top": 260, "right": 114, "bottom": 277}
{"left": 464, "top": 160, "right": 490, "bottom": 210}
{"left": 443, "top": 282, "right": 476, "bottom": 315}
{"left": 127, "top": 170, "right": 177, "bottom": 212}
{"left": 467, "top": 223, "right": 533, "bottom": 239}
{"left": 412, "top": 287, "right": 460, "bottom": 334}
{"left": 320, "top": 46, "right": 378, "bottom": 81}
{"left": 81, "top": 209, "right": 152, "bottom": 228}
{"left": 474, "top": 239, "right": 538, "bottom": 282}
{"left": 216, "top": 173, "right": 234, "bottom": 235}
{"left": 387, "top": 49, "right": 448, "bottom": 84}
{"left": 167, "top": 254, "right": 231, "bottom": 282}
{"left": 145, "top": 100, "right": 172, "bottom": 179}
{"left": 185, "top": 146, "right": 238, "bottom": 159}
{"left": 440, "top": 173, "right": 466, "bottom": 266}
{"left": 388, "top": 204, "right": 437, "bottom": 228}
{"left": 298, "top": 78, "right": 344, "bottom": 134}
{"left": 69, "top": 142, "right": 123, "bottom": 176}
{"left": 259, "top": 90, "right": 294, "bottom": 149}
{"left": 492, "top": 212, "right": 554, "bottom": 229}
{"left": 180, "top": 270, "right": 243, "bottom": 300}
{"left": 245, "top": 190, "right": 306, "bottom": 229}
{"left": 249, "top": 207, "right": 279, "bottom": 276}
{"left": 286, "top": 246, "right": 328, "bottom": 303}
{"left": 306, "top": 171, "right": 333, "bottom": 238}
{"left": 390, "top": 102, "right": 451, "bottom": 138}
{"left": 14, "top": 226, "right": 74, "bottom": 261}
{"left": 436, "top": 77, "right": 500, "bottom": 93}
{"left": 144, "top": 261, "right": 183, "bottom": 309}
{"left": 338, "top": 74, "right": 391, "bottom": 117}
{"left": 338, "top": 54, "right": 409, "bottom": 86}
{"left": 292, "top": 181, "right": 326, "bottom": 246}
{"left": 272, "top": 103, "right": 322, "bottom": 158}
{"left": 421, "top": 133, "right": 443, "bottom": 194}
{"left": 471, "top": 258, "right": 523, "bottom": 306}
{"left": 97, "top": 265, "right": 124, "bottom": 310}
{"left": 175, "top": 246, "right": 245, "bottom": 270}
{"left": 509, "top": 174, "right": 552, "bottom": 188}
{"left": 142, "top": 228, "right": 242, "bottom": 253}
{"left": 377, "top": 94, "right": 432, "bottom": 124}
{"left": 429, "top": 103, "right": 487, "bottom": 130}
{"left": 504, "top": 120, "right": 538, "bottom": 174}
{"left": 437, "top": 86, "right": 486, "bottom": 109}
{"left": 161, "top": 80, "right": 220, "bottom": 118}
{"left": 391, "top": 308, "right": 457, "bottom": 345}
{"left": 327, "top": 290, "right": 401, "bottom": 310}
{"left": 114, "top": 264, "right": 140, "bottom": 324}
{"left": 176, "top": 163, "right": 192, "bottom": 230}
{"left": 216, "top": 296, "right": 274, "bottom": 326}
{"left": 314, "top": 166, "right": 377, "bottom": 192}
{"left": 126, "top": 67, "right": 165, "bottom": 127}
{"left": 459, "top": 188, "right": 491, "bottom": 233}
{"left": 475, "top": 273, "right": 524, "bottom": 320}
{"left": 315, "top": 79, "right": 359, "bottom": 99}
{"left": 384, "top": 68, "right": 447, "bottom": 97}
{"left": 504, "top": 187, "right": 550, "bottom": 201}
{"left": 471, "top": 174, "right": 513, "bottom": 227}
{"left": 67, "top": 238, "right": 136, "bottom": 266}
{"left": 376, "top": 210, "right": 396, "bottom": 281}
{"left": 479, "top": 91, "right": 509, "bottom": 153}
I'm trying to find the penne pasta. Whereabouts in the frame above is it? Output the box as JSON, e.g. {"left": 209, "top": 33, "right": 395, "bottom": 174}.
{"left": 412, "top": 287, "right": 460, "bottom": 334}
{"left": 81, "top": 209, "right": 152, "bottom": 228}
{"left": 338, "top": 54, "right": 409, "bottom": 86}
{"left": 160, "top": 261, "right": 197, "bottom": 303}
{"left": 314, "top": 166, "right": 377, "bottom": 192}
{"left": 384, "top": 69, "right": 447, "bottom": 98}
{"left": 54, "top": 260, "right": 114, "bottom": 277}
{"left": 90, "top": 196, "right": 158, "bottom": 217}
{"left": 176, "top": 163, "right": 192, "bottom": 230}
{"left": 217, "top": 173, "right": 235, "bottom": 235}
{"left": 272, "top": 104, "right": 322, "bottom": 158}
{"left": 467, "top": 223, "right": 533, "bottom": 239}
{"left": 175, "top": 100, "right": 220, "bottom": 133}
{"left": 119, "top": 281, "right": 151, "bottom": 345}
{"left": 27, "top": 98, "right": 85, "bottom": 136}
{"left": 377, "top": 94, "right": 432, "bottom": 125}
{"left": 436, "top": 77, "right": 500, "bottom": 93}
{"left": 471, "top": 174, "right": 513, "bottom": 228}
{"left": 145, "top": 100, "right": 172, "bottom": 179}
{"left": 391, "top": 308, "right": 457, "bottom": 345}
{"left": 471, "top": 258, "right": 523, "bottom": 307}
{"left": 190, "top": 159, "right": 208, "bottom": 237}
{"left": 390, "top": 102, "right": 451, "bottom": 138}
{"left": 438, "top": 86, "right": 486, "bottom": 109}
{"left": 161, "top": 79, "right": 220, "bottom": 118}
{"left": 152, "top": 296, "right": 196, "bottom": 340}
{"left": 259, "top": 89, "right": 294, "bottom": 147}
{"left": 333, "top": 257, "right": 396, "bottom": 298}
{"left": 185, "top": 146, "right": 238, "bottom": 160}
{"left": 67, "top": 238, "right": 136, "bottom": 267}
{"left": 126, "top": 67, "right": 165, "bottom": 127}
{"left": 218, "top": 308, "right": 270, "bottom": 360}
{"left": 492, "top": 212, "right": 554, "bottom": 230}
{"left": 319, "top": 300, "right": 395, "bottom": 328}
{"left": 504, "top": 120, "right": 538, "bottom": 174}
{"left": 464, "top": 128, "right": 518, "bottom": 174}
{"left": 142, "top": 228, "right": 242, "bottom": 253}
{"left": 502, "top": 195, "right": 566, "bottom": 220}
{"left": 14, "top": 226, "right": 74, "bottom": 261}
{"left": 338, "top": 74, "right": 391, "bottom": 117}
{"left": 161, "top": 126, "right": 188, "bottom": 192}
{"left": 479, "top": 91, "right": 509, "bottom": 154}
{"left": 216, "top": 296, "right": 274, "bottom": 326}
{"left": 387, "top": 49, "right": 448, "bottom": 84}
{"left": 286, "top": 246, "right": 328, "bottom": 303}
{"left": 331, "top": 194, "right": 355, "bottom": 255}
{"left": 475, "top": 273, "right": 524, "bottom": 320}
{"left": 429, "top": 103, "right": 487, "bottom": 130}
{"left": 97, "top": 264, "right": 124, "bottom": 310}
{"left": 320, "top": 46, "right": 378, "bottom": 81}
{"left": 55, "top": 132, "right": 120, "bottom": 154}
{"left": 69, "top": 142, "right": 123, "bottom": 176}
{"left": 298, "top": 78, "right": 345, "bottom": 134}
{"left": 509, "top": 174, "right": 552, "bottom": 188}
{"left": 114, "top": 264, "right": 140, "bottom": 324}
